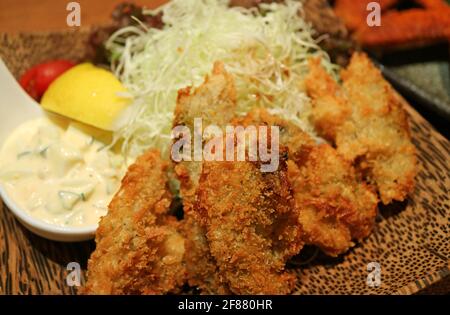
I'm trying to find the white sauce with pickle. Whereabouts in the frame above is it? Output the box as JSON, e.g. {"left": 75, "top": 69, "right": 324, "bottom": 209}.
{"left": 0, "top": 117, "right": 127, "bottom": 227}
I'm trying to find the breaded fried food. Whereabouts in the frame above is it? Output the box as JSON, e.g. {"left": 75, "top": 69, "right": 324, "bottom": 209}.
{"left": 288, "top": 145, "right": 378, "bottom": 256}
{"left": 334, "top": 0, "right": 399, "bottom": 31}
{"left": 334, "top": 0, "right": 450, "bottom": 50}
{"left": 172, "top": 61, "right": 236, "bottom": 293}
{"left": 356, "top": 9, "right": 450, "bottom": 50}
{"left": 83, "top": 150, "right": 185, "bottom": 294}
{"left": 238, "top": 108, "right": 378, "bottom": 256}
{"left": 234, "top": 107, "right": 316, "bottom": 157}
{"left": 303, "top": 60, "right": 351, "bottom": 142}
{"left": 180, "top": 214, "right": 230, "bottom": 294}
{"left": 306, "top": 53, "right": 417, "bottom": 205}
{"left": 196, "top": 146, "right": 303, "bottom": 294}
{"left": 173, "top": 61, "right": 237, "bottom": 214}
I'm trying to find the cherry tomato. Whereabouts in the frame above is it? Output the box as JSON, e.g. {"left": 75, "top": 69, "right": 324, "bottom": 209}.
{"left": 19, "top": 60, "right": 76, "bottom": 100}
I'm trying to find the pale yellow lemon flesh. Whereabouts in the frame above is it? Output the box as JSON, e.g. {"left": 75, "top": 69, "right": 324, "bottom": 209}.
{"left": 41, "top": 63, "right": 130, "bottom": 131}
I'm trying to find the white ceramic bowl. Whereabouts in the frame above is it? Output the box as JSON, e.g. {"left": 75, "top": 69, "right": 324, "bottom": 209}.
{"left": 0, "top": 58, "right": 96, "bottom": 242}
{"left": 0, "top": 188, "right": 96, "bottom": 241}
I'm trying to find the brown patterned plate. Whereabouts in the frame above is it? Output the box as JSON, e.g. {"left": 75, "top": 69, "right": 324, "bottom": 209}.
{"left": 0, "top": 27, "right": 448, "bottom": 295}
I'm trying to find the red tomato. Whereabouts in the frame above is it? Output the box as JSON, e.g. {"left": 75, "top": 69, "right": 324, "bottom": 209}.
{"left": 19, "top": 60, "right": 76, "bottom": 100}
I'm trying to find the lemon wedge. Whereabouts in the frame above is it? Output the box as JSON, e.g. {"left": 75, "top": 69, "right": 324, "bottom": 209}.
{"left": 41, "top": 63, "right": 130, "bottom": 131}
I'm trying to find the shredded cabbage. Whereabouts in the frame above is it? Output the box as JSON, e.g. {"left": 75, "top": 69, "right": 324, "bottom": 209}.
{"left": 106, "top": 0, "right": 338, "bottom": 159}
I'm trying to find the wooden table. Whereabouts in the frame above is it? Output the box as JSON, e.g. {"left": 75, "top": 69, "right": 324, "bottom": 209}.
{"left": 0, "top": 0, "right": 167, "bottom": 32}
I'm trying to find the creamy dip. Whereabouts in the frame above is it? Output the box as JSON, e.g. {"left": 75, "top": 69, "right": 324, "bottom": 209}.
{"left": 0, "top": 117, "right": 127, "bottom": 227}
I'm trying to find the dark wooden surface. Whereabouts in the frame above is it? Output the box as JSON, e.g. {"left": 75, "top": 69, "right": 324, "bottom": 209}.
{"left": 0, "top": 202, "right": 94, "bottom": 294}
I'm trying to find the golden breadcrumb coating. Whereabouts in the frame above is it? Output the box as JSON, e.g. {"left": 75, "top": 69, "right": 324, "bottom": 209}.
{"left": 306, "top": 52, "right": 417, "bottom": 204}
{"left": 238, "top": 108, "right": 378, "bottom": 256}
{"left": 180, "top": 214, "right": 230, "bottom": 294}
{"left": 288, "top": 144, "right": 378, "bottom": 256}
{"left": 83, "top": 149, "right": 185, "bottom": 294}
{"left": 196, "top": 146, "right": 303, "bottom": 294}
{"left": 234, "top": 107, "right": 316, "bottom": 158}
{"left": 303, "top": 59, "right": 351, "bottom": 142}
{"left": 172, "top": 61, "right": 236, "bottom": 293}
{"left": 173, "top": 61, "right": 237, "bottom": 214}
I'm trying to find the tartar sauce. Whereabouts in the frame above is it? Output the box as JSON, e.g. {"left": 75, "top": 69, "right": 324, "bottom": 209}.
{"left": 0, "top": 117, "right": 127, "bottom": 227}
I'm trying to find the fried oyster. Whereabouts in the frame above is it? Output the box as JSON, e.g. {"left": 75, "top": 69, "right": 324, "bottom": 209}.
{"left": 83, "top": 150, "right": 185, "bottom": 294}
{"left": 306, "top": 52, "right": 417, "bottom": 204}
